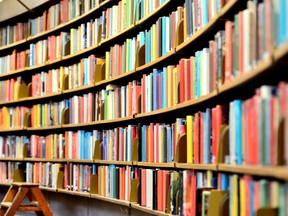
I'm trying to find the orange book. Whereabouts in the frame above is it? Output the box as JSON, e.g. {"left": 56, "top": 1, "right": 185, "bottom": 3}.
{"left": 224, "top": 20, "right": 233, "bottom": 83}
{"left": 141, "top": 169, "right": 147, "bottom": 206}
{"left": 239, "top": 11, "right": 244, "bottom": 75}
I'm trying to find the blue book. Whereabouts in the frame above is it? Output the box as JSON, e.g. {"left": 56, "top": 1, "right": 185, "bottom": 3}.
{"left": 152, "top": 69, "right": 158, "bottom": 111}
{"left": 249, "top": 180, "right": 255, "bottom": 216}
{"left": 279, "top": 0, "right": 286, "bottom": 46}
{"left": 139, "top": 31, "right": 145, "bottom": 47}
{"left": 159, "top": 71, "right": 163, "bottom": 109}
{"left": 220, "top": 173, "right": 229, "bottom": 190}
{"left": 102, "top": 132, "right": 107, "bottom": 160}
{"left": 167, "top": 126, "right": 172, "bottom": 162}
{"left": 162, "top": 67, "right": 167, "bottom": 108}
{"left": 202, "top": 0, "right": 208, "bottom": 27}
{"left": 141, "top": 125, "right": 146, "bottom": 162}
{"left": 234, "top": 100, "right": 242, "bottom": 165}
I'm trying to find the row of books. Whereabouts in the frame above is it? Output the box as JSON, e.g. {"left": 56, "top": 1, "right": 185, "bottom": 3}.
{"left": 228, "top": 82, "right": 288, "bottom": 166}
{"left": 30, "top": 134, "right": 65, "bottom": 159}
{"left": 183, "top": 0, "right": 224, "bottom": 40}
{"left": 0, "top": 162, "right": 24, "bottom": 184}
{"left": 26, "top": 162, "right": 62, "bottom": 189}
{"left": 0, "top": 136, "right": 28, "bottom": 158}
{"left": 0, "top": 50, "right": 28, "bottom": 74}
{"left": 95, "top": 165, "right": 134, "bottom": 200}
{"left": 0, "top": 106, "right": 29, "bottom": 130}
{"left": 31, "top": 100, "right": 68, "bottom": 128}
{"left": 218, "top": 173, "right": 288, "bottom": 216}
{"left": 0, "top": 0, "right": 101, "bottom": 47}
{"left": 29, "top": 32, "right": 70, "bottom": 67}
{"left": 0, "top": 77, "right": 26, "bottom": 102}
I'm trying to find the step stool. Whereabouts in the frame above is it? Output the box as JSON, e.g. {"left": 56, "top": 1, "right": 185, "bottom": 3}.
{"left": 0, "top": 182, "right": 53, "bottom": 216}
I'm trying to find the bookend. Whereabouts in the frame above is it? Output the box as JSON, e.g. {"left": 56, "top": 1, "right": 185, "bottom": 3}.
{"left": 61, "top": 74, "right": 69, "bottom": 91}
{"left": 94, "top": 63, "right": 106, "bottom": 83}
{"left": 90, "top": 174, "right": 98, "bottom": 194}
{"left": 217, "top": 124, "right": 229, "bottom": 164}
{"left": 93, "top": 140, "right": 102, "bottom": 160}
{"left": 206, "top": 190, "right": 229, "bottom": 216}
{"left": 166, "top": 185, "right": 172, "bottom": 213}
{"left": 56, "top": 171, "right": 64, "bottom": 189}
{"left": 132, "top": 137, "right": 139, "bottom": 162}
{"left": 22, "top": 143, "right": 28, "bottom": 158}
{"left": 97, "top": 25, "right": 102, "bottom": 45}
{"left": 256, "top": 207, "right": 278, "bottom": 216}
{"left": 27, "top": 82, "right": 32, "bottom": 97}
{"left": 100, "top": 103, "right": 104, "bottom": 120}
{"left": 18, "top": 82, "right": 29, "bottom": 99}
{"left": 136, "top": 45, "right": 145, "bottom": 68}
{"left": 277, "top": 117, "right": 285, "bottom": 165}
{"left": 1, "top": 107, "right": 9, "bottom": 129}
{"left": 175, "top": 134, "right": 187, "bottom": 163}
{"left": 175, "top": 19, "right": 184, "bottom": 47}
{"left": 24, "top": 111, "right": 31, "bottom": 128}
{"left": 61, "top": 108, "right": 69, "bottom": 125}
{"left": 137, "top": 93, "right": 141, "bottom": 115}
{"left": 64, "top": 40, "right": 70, "bottom": 56}
{"left": 13, "top": 169, "right": 25, "bottom": 182}
{"left": 130, "top": 178, "right": 140, "bottom": 203}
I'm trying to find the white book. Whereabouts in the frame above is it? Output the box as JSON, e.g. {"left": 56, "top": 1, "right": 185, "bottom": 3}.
{"left": 146, "top": 169, "right": 153, "bottom": 209}
{"left": 229, "top": 101, "right": 236, "bottom": 164}
{"left": 243, "top": 9, "right": 251, "bottom": 73}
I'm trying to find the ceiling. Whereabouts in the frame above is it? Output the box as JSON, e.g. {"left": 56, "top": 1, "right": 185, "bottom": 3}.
{"left": 0, "top": 0, "right": 48, "bottom": 22}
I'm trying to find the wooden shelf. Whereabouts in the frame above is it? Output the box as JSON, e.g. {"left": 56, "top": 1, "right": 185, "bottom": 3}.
{"left": 130, "top": 203, "right": 168, "bottom": 216}
{"left": 39, "top": 186, "right": 57, "bottom": 192}
{"left": 135, "top": 162, "right": 175, "bottom": 168}
{"left": 23, "top": 158, "right": 66, "bottom": 163}
{"left": 66, "top": 159, "right": 94, "bottom": 164}
{"left": 0, "top": 127, "right": 25, "bottom": 133}
{"left": 0, "top": 182, "right": 11, "bottom": 187}
{"left": 63, "top": 84, "right": 95, "bottom": 94}
{"left": 0, "top": 157, "right": 24, "bottom": 162}
{"left": 0, "top": 97, "right": 26, "bottom": 106}
{"left": 90, "top": 194, "right": 130, "bottom": 207}
{"left": 136, "top": 50, "right": 175, "bottom": 72}
{"left": 175, "top": 163, "right": 218, "bottom": 171}
{"left": 218, "top": 164, "right": 288, "bottom": 180}
{"left": 0, "top": 68, "right": 27, "bottom": 80}
{"left": 218, "top": 58, "right": 273, "bottom": 94}
{"left": 57, "top": 189, "right": 90, "bottom": 198}
{"left": 95, "top": 160, "right": 132, "bottom": 166}
{"left": 0, "top": 39, "right": 26, "bottom": 52}
{"left": 274, "top": 42, "right": 288, "bottom": 62}
{"left": 27, "top": 92, "right": 62, "bottom": 101}
{"left": 27, "top": 125, "right": 62, "bottom": 131}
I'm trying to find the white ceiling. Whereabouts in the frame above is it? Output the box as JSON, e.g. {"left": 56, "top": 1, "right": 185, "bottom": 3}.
{"left": 0, "top": 0, "right": 48, "bottom": 22}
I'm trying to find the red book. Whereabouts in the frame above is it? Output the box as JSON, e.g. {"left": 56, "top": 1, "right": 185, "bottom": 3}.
{"left": 194, "top": 113, "right": 200, "bottom": 163}
{"left": 200, "top": 112, "right": 204, "bottom": 164}
{"left": 150, "top": 123, "right": 154, "bottom": 162}
{"left": 224, "top": 20, "right": 233, "bottom": 83}
{"left": 179, "top": 59, "right": 185, "bottom": 103}
{"left": 155, "top": 124, "right": 159, "bottom": 163}
{"left": 211, "top": 107, "right": 217, "bottom": 163}
{"left": 251, "top": 92, "right": 260, "bottom": 165}
{"left": 190, "top": 56, "right": 195, "bottom": 99}
{"left": 184, "top": 59, "right": 191, "bottom": 101}
{"left": 157, "top": 170, "right": 163, "bottom": 211}
{"left": 141, "top": 169, "right": 147, "bottom": 206}
{"left": 239, "top": 11, "right": 244, "bottom": 75}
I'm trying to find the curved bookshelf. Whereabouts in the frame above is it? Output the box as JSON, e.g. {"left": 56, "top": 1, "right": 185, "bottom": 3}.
{"left": 0, "top": 128, "right": 26, "bottom": 133}
{"left": 57, "top": 189, "right": 90, "bottom": 198}
{"left": 95, "top": 160, "right": 132, "bottom": 166}
{"left": 218, "top": 164, "right": 288, "bottom": 180}
{"left": 135, "top": 162, "right": 175, "bottom": 168}
{"left": 130, "top": 204, "right": 167, "bottom": 216}
{"left": 274, "top": 42, "right": 288, "bottom": 62}
{"left": 0, "top": 157, "right": 24, "bottom": 162}
{"left": 23, "top": 158, "right": 67, "bottom": 163}
{"left": 90, "top": 194, "right": 130, "bottom": 207}
{"left": 0, "top": 0, "right": 119, "bottom": 53}
{"left": 0, "top": 68, "right": 27, "bottom": 80}
{"left": 27, "top": 125, "right": 62, "bottom": 131}
{"left": 175, "top": 163, "right": 218, "bottom": 171}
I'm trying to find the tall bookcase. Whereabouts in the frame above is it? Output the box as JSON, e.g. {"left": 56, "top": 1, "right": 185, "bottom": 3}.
{"left": 0, "top": 0, "right": 287, "bottom": 215}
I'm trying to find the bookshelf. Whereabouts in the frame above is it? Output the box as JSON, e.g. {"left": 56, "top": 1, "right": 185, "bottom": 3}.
{"left": 0, "top": 0, "right": 287, "bottom": 216}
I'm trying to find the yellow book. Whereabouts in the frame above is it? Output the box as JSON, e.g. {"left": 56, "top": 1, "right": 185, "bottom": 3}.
{"left": 105, "top": 51, "right": 109, "bottom": 79}
{"left": 2, "top": 107, "right": 9, "bottom": 129}
{"left": 60, "top": 66, "right": 64, "bottom": 90}
{"left": 231, "top": 175, "right": 239, "bottom": 216}
{"left": 186, "top": 115, "right": 193, "bottom": 163}
{"left": 37, "top": 104, "right": 40, "bottom": 127}
{"left": 44, "top": 103, "right": 48, "bottom": 127}
{"left": 152, "top": 24, "right": 157, "bottom": 61}
{"left": 206, "top": 170, "right": 212, "bottom": 188}
{"left": 70, "top": 28, "right": 74, "bottom": 54}
{"left": 239, "top": 177, "right": 246, "bottom": 216}
{"left": 270, "top": 181, "right": 279, "bottom": 208}
{"left": 173, "top": 67, "right": 178, "bottom": 105}
{"left": 183, "top": 7, "right": 187, "bottom": 41}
